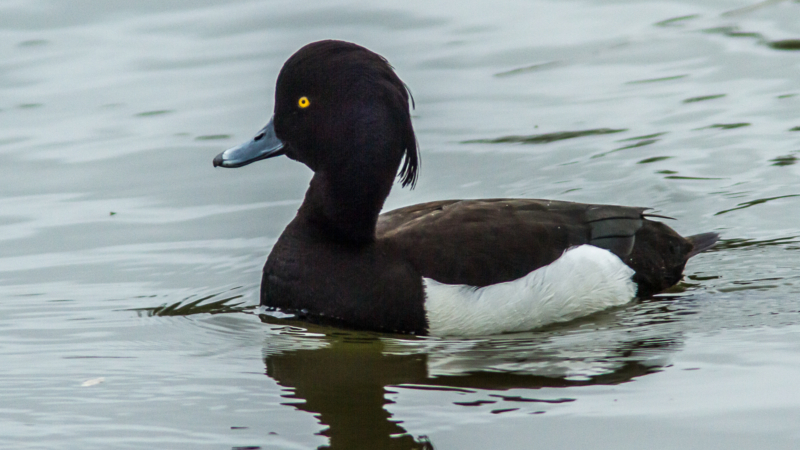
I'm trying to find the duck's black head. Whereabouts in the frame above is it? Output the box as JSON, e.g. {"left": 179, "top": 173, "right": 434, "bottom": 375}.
{"left": 213, "top": 40, "right": 419, "bottom": 243}
{"left": 214, "top": 40, "right": 419, "bottom": 188}
{"left": 274, "top": 40, "right": 419, "bottom": 187}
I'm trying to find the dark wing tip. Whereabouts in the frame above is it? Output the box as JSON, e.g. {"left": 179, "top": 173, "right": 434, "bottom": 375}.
{"left": 687, "top": 232, "right": 720, "bottom": 258}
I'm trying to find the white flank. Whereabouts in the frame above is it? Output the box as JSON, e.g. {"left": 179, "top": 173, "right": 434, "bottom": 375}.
{"left": 423, "top": 245, "right": 637, "bottom": 336}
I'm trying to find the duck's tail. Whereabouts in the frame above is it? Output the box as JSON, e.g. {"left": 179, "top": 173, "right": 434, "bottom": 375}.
{"left": 686, "top": 232, "right": 720, "bottom": 258}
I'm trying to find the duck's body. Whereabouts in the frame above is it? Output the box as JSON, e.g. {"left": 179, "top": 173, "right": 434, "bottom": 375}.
{"left": 214, "top": 40, "right": 718, "bottom": 336}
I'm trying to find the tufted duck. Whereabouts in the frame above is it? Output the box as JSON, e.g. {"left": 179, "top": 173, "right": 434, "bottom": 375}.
{"left": 213, "top": 40, "right": 718, "bottom": 336}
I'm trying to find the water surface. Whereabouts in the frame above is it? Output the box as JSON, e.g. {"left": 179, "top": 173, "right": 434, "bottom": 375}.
{"left": 3, "top": 0, "right": 800, "bottom": 448}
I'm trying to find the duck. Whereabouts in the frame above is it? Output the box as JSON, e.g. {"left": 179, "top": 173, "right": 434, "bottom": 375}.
{"left": 213, "top": 40, "right": 718, "bottom": 336}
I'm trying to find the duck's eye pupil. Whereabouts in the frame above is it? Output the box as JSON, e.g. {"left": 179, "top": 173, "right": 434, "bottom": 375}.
{"left": 298, "top": 96, "right": 310, "bottom": 109}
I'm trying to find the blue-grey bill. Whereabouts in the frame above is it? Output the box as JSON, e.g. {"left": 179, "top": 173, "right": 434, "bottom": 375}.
{"left": 213, "top": 118, "right": 285, "bottom": 168}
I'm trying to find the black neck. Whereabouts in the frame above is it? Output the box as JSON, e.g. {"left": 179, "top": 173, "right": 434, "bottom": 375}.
{"left": 297, "top": 165, "right": 396, "bottom": 244}
{"left": 290, "top": 99, "right": 410, "bottom": 244}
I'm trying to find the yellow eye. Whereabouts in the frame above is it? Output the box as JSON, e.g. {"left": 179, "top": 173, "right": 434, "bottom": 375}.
{"left": 298, "top": 96, "right": 310, "bottom": 108}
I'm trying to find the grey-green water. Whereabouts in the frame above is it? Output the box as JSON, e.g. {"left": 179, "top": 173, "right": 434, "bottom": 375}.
{"left": 3, "top": 0, "right": 800, "bottom": 448}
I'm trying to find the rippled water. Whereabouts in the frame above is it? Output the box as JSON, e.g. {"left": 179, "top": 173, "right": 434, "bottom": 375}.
{"left": 3, "top": 0, "right": 800, "bottom": 448}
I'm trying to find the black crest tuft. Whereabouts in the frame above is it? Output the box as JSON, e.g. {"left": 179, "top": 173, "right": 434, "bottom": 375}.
{"left": 397, "top": 83, "right": 420, "bottom": 188}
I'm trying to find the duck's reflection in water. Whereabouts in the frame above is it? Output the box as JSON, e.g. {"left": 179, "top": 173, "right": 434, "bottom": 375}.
{"left": 265, "top": 335, "right": 432, "bottom": 449}
{"left": 260, "top": 298, "right": 689, "bottom": 450}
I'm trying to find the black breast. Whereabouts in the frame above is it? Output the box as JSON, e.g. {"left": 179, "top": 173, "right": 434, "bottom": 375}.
{"left": 262, "top": 216, "right": 428, "bottom": 334}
